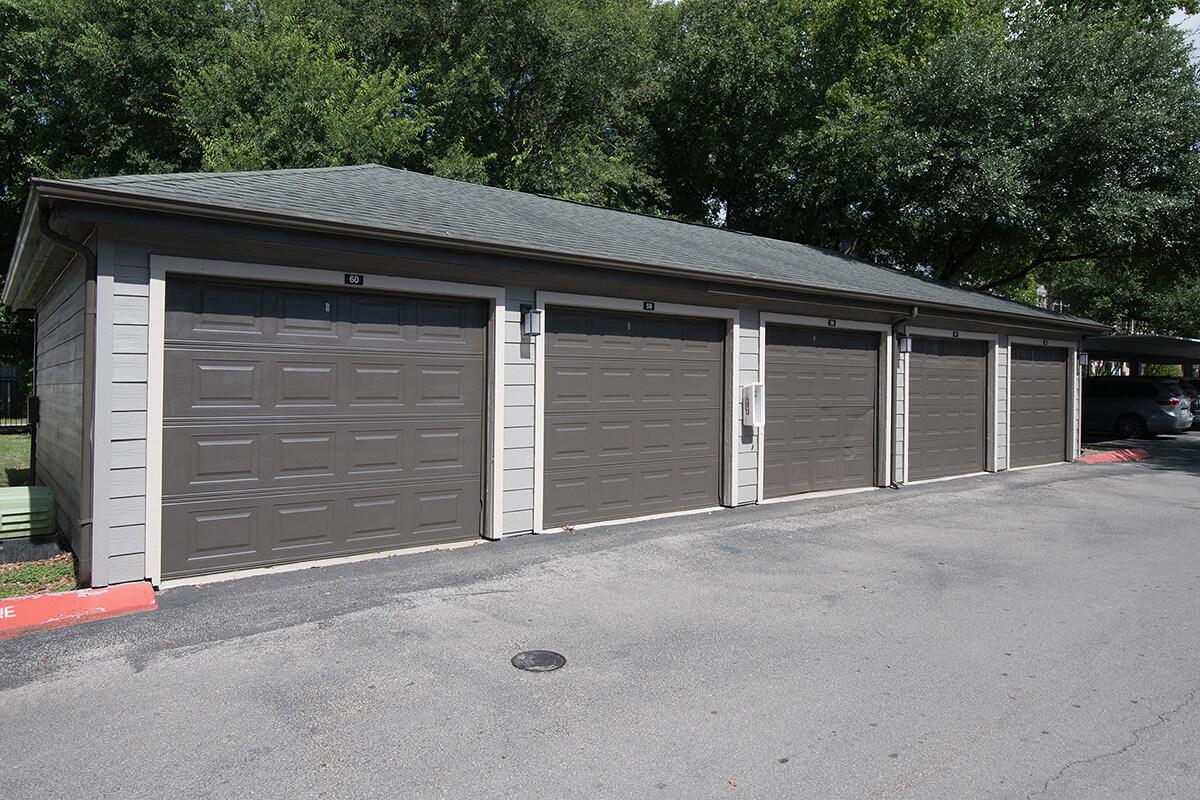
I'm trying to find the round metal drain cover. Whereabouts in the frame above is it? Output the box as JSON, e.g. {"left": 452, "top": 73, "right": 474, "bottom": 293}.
{"left": 511, "top": 650, "right": 566, "bottom": 672}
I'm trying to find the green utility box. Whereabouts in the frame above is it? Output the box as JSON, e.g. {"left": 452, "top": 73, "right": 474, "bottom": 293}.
{"left": 0, "top": 486, "right": 54, "bottom": 539}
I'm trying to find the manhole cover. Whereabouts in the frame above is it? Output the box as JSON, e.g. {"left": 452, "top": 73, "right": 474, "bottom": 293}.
{"left": 511, "top": 650, "right": 566, "bottom": 672}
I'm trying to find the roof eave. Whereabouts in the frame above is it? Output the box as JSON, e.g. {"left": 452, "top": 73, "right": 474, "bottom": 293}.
{"left": 3, "top": 188, "right": 45, "bottom": 309}
{"left": 34, "top": 179, "right": 1111, "bottom": 333}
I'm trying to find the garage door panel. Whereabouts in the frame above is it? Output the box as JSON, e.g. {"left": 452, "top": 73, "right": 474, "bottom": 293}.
{"left": 545, "top": 360, "right": 722, "bottom": 412}
{"left": 543, "top": 462, "right": 721, "bottom": 526}
{"left": 274, "top": 500, "right": 335, "bottom": 548}
{"left": 163, "top": 278, "right": 486, "bottom": 579}
{"left": 186, "top": 359, "right": 263, "bottom": 409}
{"left": 164, "top": 475, "right": 481, "bottom": 578}
{"left": 186, "top": 506, "right": 258, "bottom": 561}
{"left": 277, "top": 362, "right": 337, "bottom": 406}
{"left": 547, "top": 310, "right": 725, "bottom": 361}
{"left": 190, "top": 284, "right": 266, "bottom": 335}
{"left": 277, "top": 291, "right": 337, "bottom": 338}
{"left": 348, "top": 430, "right": 404, "bottom": 474}
{"left": 765, "top": 407, "right": 874, "bottom": 450}
{"left": 165, "top": 348, "right": 484, "bottom": 417}
{"left": 186, "top": 432, "right": 260, "bottom": 485}
{"left": 767, "top": 366, "right": 875, "bottom": 407}
{"left": 163, "top": 419, "right": 483, "bottom": 495}
{"left": 347, "top": 297, "right": 405, "bottom": 340}
{"left": 545, "top": 413, "right": 721, "bottom": 470}
{"left": 764, "top": 448, "right": 873, "bottom": 497}
{"left": 274, "top": 431, "right": 336, "bottom": 480}
{"left": 763, "top": 325, "right": 879, "bottom": 497}
{"left": 544, "top": 308, "right": 725, "bottom": 527}
{"left": 167, "top": 280, "right": 488, "bottom": 353}
{"left": 908, "top": 338, "right": 988, "bottom": 481}
{"left": 1011, "top": 346, "right": 1068, "bottom": 468}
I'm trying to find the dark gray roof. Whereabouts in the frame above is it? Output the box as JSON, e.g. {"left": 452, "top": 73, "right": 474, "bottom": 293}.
{"left": 38, "top": 164, "right": 1102, "bottom": 328}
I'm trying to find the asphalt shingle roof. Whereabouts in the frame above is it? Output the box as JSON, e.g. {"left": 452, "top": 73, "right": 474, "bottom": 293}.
{"left": 50, "top": 164, "right": 1100, "bottom": 328}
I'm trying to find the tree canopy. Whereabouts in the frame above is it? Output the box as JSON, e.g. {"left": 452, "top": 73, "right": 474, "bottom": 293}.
{"left": 3, "top": 0, "right": 1200, "bottom": 358}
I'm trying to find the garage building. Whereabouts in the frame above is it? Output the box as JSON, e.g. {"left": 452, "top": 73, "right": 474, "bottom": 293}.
{"left": 3, "top": 165, "right": 1108, "bottom": 586}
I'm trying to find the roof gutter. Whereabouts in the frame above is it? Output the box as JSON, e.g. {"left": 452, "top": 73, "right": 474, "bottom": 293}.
{"left": 31, "top": 178, "right": 1111, "bottom": 333}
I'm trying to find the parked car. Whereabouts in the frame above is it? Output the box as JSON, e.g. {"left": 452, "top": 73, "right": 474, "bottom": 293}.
{"left": 1181, "top": 379, "right": 1200, "bottom": 428}
{"left": 1082, "top": 376, "right": 1194, "bottom": 438}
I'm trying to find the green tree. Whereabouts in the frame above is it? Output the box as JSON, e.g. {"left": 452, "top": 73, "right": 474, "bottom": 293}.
{"left": 5, "top": 0, "right": 1200, "bottom": 344}
{"left": 1, "top": 0, "right": 219, "bottom": 370}
{"left": 419, "top": 0, "right": 663, "bottom": 207}
{"left": 177, "top": 5, "right": 434, "bottom": 171}
{"left": 647, "top": 0, "right": 964, "bottom": 233}
{"left": 178, "top": 0, "right": 665, "bottom": 209}
{"left": 862, "top": 6, "right": 1200, "bottom": 296}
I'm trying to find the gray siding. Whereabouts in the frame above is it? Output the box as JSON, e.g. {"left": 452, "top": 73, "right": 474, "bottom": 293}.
{"left": 736, "top": 309, "right": 760, "bottom": 504}
{"left": 503, "top": 288, "right": 535, "bottom": 535}
{"left": 34, "top": 255, "right": 87, "bottom": 575}
{"left": 995, "top": 337, "right": 1010, "bottom": 471}
{"left": 893, "top": 351, "right": 908, "bottom": 484}
{"left": 1073, "top": 349, "right": 1083, "bottom": 459}
{"left": 101, "top": 240, "right": 152, "bottom": 584}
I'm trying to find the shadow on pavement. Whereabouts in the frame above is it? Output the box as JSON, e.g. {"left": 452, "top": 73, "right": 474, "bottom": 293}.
{"left": 1083, "top": 430, "right": 1200, "bottom": 477}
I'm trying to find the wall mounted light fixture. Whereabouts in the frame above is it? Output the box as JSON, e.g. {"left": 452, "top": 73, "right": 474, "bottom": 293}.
{"left": 520, "top": 304, "right": 543, "bottom": 337}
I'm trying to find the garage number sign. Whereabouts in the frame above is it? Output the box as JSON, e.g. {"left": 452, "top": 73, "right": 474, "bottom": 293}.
{"left": 344, "top": 273, "right": 365, "bottom": 286}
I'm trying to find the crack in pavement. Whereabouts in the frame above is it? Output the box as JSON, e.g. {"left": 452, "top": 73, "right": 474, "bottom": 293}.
{"left": 1027, "top": 687, "right": 1198, "bottom": 799}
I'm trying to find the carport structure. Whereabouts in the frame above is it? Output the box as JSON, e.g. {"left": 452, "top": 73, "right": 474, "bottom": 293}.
{"left": 4, "top": 165, "right": 1109, "bottom": 588}
{"left": 1082, "top": 334, "right": 1200, "bottom": 377}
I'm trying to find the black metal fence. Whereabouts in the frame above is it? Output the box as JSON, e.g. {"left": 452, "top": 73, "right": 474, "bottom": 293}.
{"left": 0, "top": 364, "right": 29, "bottom": 430}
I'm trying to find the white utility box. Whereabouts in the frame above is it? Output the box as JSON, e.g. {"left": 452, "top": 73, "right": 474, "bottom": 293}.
{"left": 741, "top": 382, "right": 765, "bottom": 428}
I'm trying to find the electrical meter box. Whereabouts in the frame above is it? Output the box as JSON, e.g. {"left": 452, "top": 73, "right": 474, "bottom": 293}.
{"left": 741, "top": 382, "right": 765, "bottom": 428}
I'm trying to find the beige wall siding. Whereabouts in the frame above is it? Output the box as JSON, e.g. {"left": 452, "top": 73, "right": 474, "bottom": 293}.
{"left": 736, "top": 309, "right": 760, "bottom": 505}
{"left": 1074, "top": 351, "right": 1084, "bottom": 458}
{"left": 503, "top": 287, "right": 536, "bottom": 535}
{"left": 34, "top": 255, "right": 87, "bottom": 575}
{"left": 98, "top": 239, "right": 153, "bottom": 584}
{"left": 995, "top": 336, "right": 1010, "bottom": 471}
{"left": 893, "top": 351, "right": 908, "bottom": 484}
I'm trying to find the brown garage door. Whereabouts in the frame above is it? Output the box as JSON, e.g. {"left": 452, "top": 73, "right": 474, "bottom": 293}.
{"left": 908, "top": 337, "right": 988, "bottom": 481}
{"left": 1010, "top": 345, "right": 1069, "bottom": 468}
{"left": 162, "top": 278, "right": 487, "bottom": 579}
{"left": 764, "top": 326, "right": 878, "bottom": 497}
{"left": 543, "top": 307, "right": 725, "bottom": 527}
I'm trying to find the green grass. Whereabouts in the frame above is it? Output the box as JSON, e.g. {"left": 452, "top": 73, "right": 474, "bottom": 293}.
{"left": 0, "top": 433, "right": 31, "bottom": 487}
{"left": 0, "top": 434, "right": 77, "bottom": 597}
{"left": 0, "top": 553, "right": 76, "bottom": 598}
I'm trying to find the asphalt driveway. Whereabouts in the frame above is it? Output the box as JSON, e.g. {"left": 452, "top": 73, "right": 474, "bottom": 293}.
{"left": 4, "top": 436, "right": 1200, "bottom": 799}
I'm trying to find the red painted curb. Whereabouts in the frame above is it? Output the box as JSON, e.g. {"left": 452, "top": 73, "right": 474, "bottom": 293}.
{"left": 1076, "top": 448, "right": 1151, "bottom": 465}
{"left": 0, "top": 583, "right": 157, "bottom": 640}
